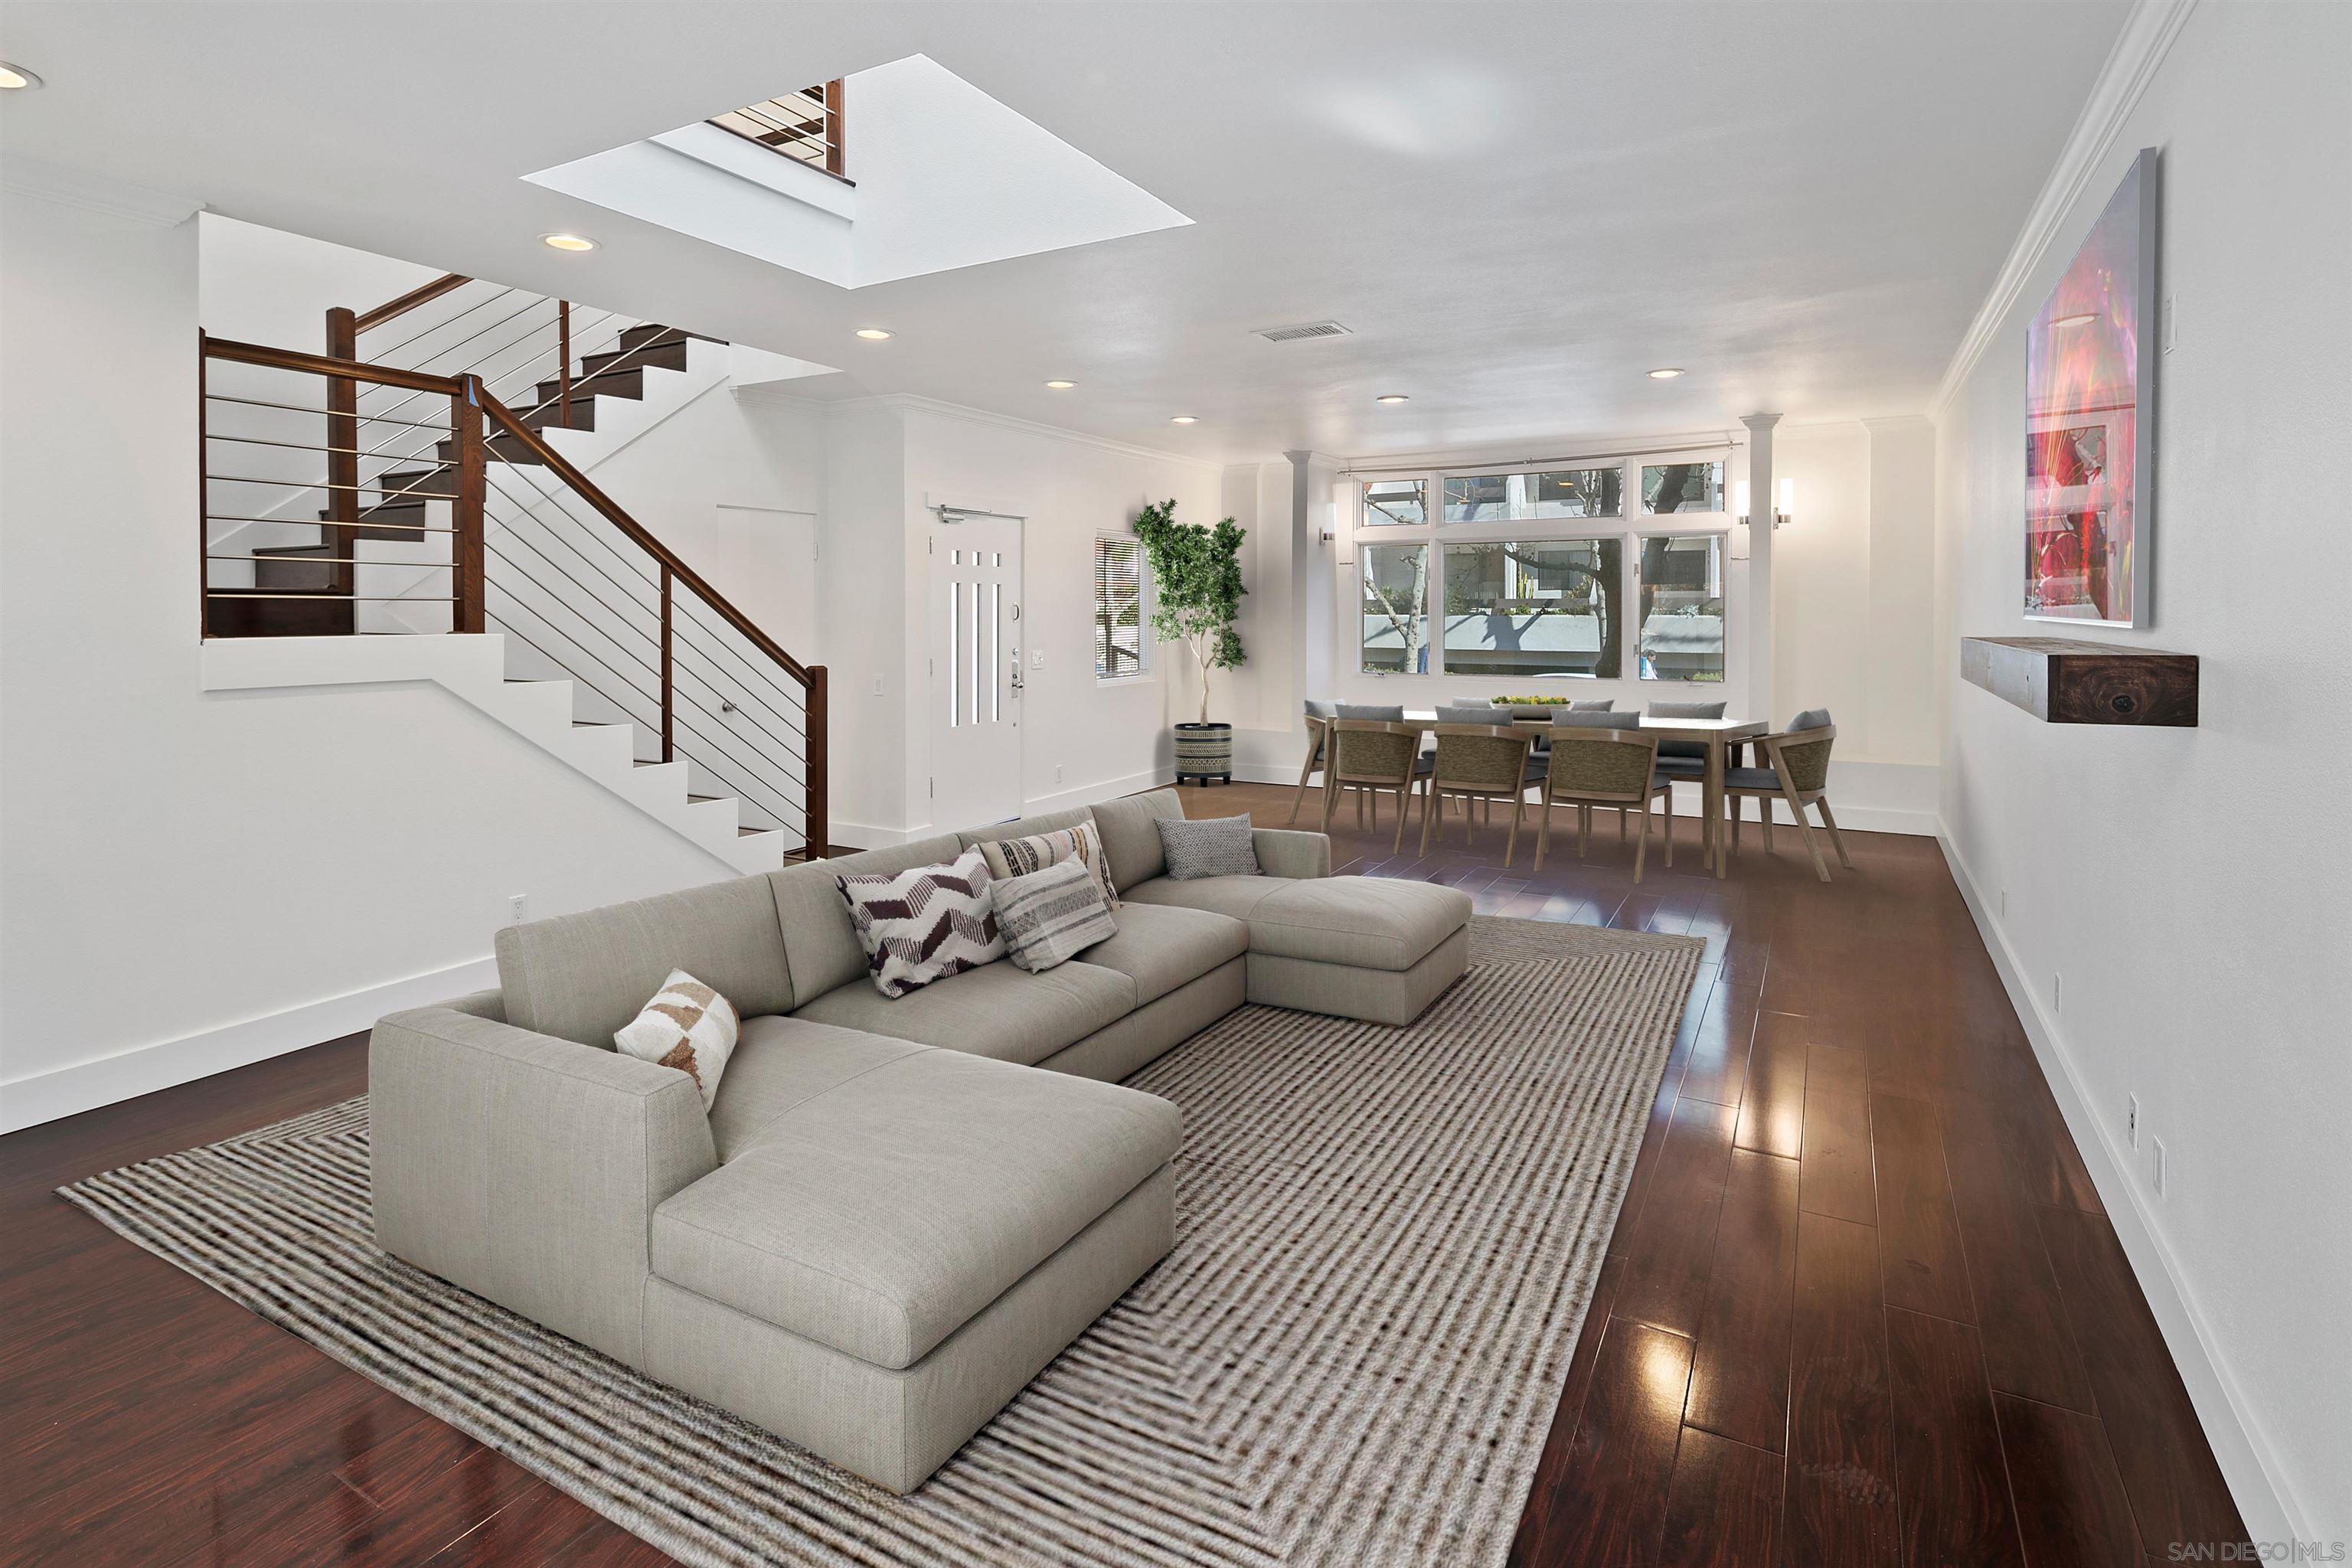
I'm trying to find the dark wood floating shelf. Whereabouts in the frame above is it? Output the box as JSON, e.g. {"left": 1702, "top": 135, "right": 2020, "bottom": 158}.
{"left": 1962, "top": 635, "right": 2198, "bottom": 727}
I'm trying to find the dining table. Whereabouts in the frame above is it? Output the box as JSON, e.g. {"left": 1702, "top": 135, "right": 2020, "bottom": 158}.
{"left": 1402, "top": 710, "right": 1767, "bottom": 877}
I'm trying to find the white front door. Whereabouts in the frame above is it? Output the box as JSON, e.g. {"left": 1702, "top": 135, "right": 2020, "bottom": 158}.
{"left": 928, "top": 517, "right": 1023, "bottom": 829}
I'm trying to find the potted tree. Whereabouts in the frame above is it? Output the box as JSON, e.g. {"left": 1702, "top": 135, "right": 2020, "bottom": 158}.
{"left": 1133, "top": 498, "right": 1247, "bottom": 785}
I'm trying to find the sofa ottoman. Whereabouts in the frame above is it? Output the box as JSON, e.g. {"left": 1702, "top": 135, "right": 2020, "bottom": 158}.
{"left": 1123, "top": 873, "right": 1471, "bottom": 1024}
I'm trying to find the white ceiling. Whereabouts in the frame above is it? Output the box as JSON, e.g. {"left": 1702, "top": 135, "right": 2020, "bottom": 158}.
{"left": 1, "top": 2, "right": 2129, "bottom": 463}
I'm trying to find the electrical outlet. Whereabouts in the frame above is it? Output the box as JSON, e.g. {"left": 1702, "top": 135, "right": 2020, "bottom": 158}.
{"left": 2127, "top": 1094, "right": 2140, "bottom": 1149}
{"left": 2000, "top": 887, "right": 2007, "bottom": 918}
{"left": 2053, "top": 972, "right": 2063, "bottom": 1014}
{"left": 508, "top": 893, "right": 528, "bottom": 926}
{"left": 2152, "top": 1137, "right": 2168, "bottom": 1197}
{"left": 1054, "top": 763, "right": 1065, "bottom": 784}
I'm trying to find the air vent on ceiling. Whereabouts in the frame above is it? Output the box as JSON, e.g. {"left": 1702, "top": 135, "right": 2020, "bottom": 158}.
{"left": 1253, "top": 320, "right": 1352, "bottom": 343}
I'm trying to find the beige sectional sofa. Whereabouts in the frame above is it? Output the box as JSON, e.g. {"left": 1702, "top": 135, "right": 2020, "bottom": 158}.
{"left": 371, "top": 789, "right": 1470, "bottom": 1492}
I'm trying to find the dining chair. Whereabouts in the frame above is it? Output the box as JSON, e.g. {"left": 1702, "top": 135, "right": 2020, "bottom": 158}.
{"left": 1319, "top": 718, "right": 1429, "bottom": 851}
{"left": 1531, "top": 716, "right": 1674, "bottom": 881}
{"left": 1288, "top": 699, "right": 1338, "bottom": 825}
{"left": 1418, "top": 723, "right": 1537, "bottom": 864}
{"left": 1720, "top": 708, "right": 1851, "bottom": 882}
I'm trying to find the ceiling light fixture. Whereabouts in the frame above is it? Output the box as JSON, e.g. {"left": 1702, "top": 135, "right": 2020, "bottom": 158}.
{"left": 854, "top": 327, "right": 893, "bottom": 341}
{"left": 1647, "top": 368, "right": 1684, "bottom": 380}
{"left": 1044, "top": 380, "right": 1076, "bottom": 390}
{"left": 1171, "top": 416, "right": 1198, "bottom": 425}
{"left": 1374, "top": 394, "right": 1410, "bottom": 404}
{"left": 0, "top": 61, "right": 43, "bottom": 90}
{"left": 540, "top": 233, "right": 598, "bottom": 253}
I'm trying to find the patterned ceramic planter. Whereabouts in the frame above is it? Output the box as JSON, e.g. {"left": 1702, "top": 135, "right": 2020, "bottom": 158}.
{"left": 1173, "top": 721, "right": 1234, "bottom": 786}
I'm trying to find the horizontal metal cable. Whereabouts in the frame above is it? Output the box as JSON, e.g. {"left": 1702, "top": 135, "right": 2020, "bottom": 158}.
{"left": 365, "top": 286, "right": 526, "bottom": 361}
{"left": 208, "top": 474, "right": 457, "bottom": 499}
{"left": 206, "top": 512, "right": 449, "bottom": 534}
{"left": 484, "top": 451, "right": 659, "bottom": 589}
{"left": 205, "top": 554, "right": 451, "bottom": 567}
{"left": 203, "top": 393, "right": 447, "bottom": 430}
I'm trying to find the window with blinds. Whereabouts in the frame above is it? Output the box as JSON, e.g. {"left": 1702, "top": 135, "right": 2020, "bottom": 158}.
{"left": 1093, "top": 536, "right": 1148, "bottom": 680}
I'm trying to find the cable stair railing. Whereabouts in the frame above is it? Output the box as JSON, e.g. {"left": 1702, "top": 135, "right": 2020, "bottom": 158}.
{"left": 198, "top": 327, "right": 828, "bottom": 860}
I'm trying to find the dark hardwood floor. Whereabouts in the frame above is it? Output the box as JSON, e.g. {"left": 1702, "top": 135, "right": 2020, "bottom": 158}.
{"left": 0, "top": 782, "right": 2249, "bottom": 1566}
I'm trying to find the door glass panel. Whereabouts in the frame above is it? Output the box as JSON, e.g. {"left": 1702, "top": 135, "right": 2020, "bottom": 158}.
{"left": 989, "top": 583, "right": 1001, "bottom": 722}
{"left": 946, "top": 574, "right": 960, "bottom": 725}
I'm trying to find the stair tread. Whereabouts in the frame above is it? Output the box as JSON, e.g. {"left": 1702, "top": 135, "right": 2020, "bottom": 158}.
{"left": 738, "top": 826, "right": 776, "bottom": 838}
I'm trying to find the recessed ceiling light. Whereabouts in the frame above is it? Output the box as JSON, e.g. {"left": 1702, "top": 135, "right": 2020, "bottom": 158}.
{"left": 854, "top": 327, "right": 894, "bottom": 341}
{"left": 540, "top": 233, "right": 598, "bottom": 253}
{"left": 0, "top": 61, "right": 43, "bottom": 90}
{"left": 1374, "top": 394, "right": 1410, "bottom": 404}
{"left": 2050, "top": 312, "right": 2099, "bottom": 328}
{"left": 1647, "top": 368, "right": 1685, "bottom": 380}
{"left": 1044, "top": 380, "right": 1076, "bottom": 390}
{"left": 1171, "top": 416, "right": 1199, "bottom": 425}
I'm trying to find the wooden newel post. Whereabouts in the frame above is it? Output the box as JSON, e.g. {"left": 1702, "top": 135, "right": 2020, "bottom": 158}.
{"left": 325, "top": 307, "right": 359, "bottom": 595}
{"left": 805, "top": 664, "right": 828, "bottom": 858}
{"left": 659, "top": 564, "right": 675, "bottom": 763}
{"left": 451, "top": 376, "right": 486, "bottom": 633}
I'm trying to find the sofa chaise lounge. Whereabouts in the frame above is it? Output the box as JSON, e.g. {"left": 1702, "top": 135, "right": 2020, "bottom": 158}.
{"left": 371, "top": 789, "right": 1470, "bottom": 1491}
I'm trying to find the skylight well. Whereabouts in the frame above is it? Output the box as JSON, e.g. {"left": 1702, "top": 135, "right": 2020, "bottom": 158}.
{"left": 524, "top": 55, "right": 1190, "bottom": 289}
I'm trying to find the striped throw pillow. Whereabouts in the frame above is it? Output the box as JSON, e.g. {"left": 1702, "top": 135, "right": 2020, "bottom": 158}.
{"left": 978, "top": 820, "right": 1121, "bottom": 910}
{"left": 837, "top": 849, "right": 1005, "bottom": 998}
{"left": 612, "top": 970, "right": 738, "bottom": 1109}
{"left": 992, "top": 858, "right": 1119, "bottom": 973}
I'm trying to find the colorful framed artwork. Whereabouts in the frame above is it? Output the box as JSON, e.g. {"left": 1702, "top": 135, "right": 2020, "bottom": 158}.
{"left": 2025, "top": 147, "right": 2158, "bottom": 626}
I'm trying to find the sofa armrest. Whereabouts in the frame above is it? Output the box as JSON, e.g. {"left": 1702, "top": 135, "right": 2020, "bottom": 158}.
{"left": 1253, "top": 828, "right": 1331, "bottom": 880}
{"left": 370, "top": 1002, "right": 715, "bottom": 1366}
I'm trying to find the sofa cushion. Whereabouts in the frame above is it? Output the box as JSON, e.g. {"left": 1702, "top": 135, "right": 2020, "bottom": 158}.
{"left": 767, "top": 834, "right": 963, "bottom": 1002}
{"left": 653, "top": 1048, "right": 1181, "bottom": 1370}
{"left": 1120, "top": 873, "right": 1295, "bottom": 923}
{"left": 1088, "top": 789, "right": 1185, "bottom": 892}
{"left": 1129, "top": 874, "right": 1470, "bottom": 973}
{"left": 791, "top": 957, "right": 1136, "bottom": 1064}
{"left": 706, "top": 1015, "right": 929, "bottom": 1164}
{"left": 495, "top": 876, "right": 792, "bottom": 1047}
{"left": 1073, "top": 902, "right": 1249, "bottom": 1007}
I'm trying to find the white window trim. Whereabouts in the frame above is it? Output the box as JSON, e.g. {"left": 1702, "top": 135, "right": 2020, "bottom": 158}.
{"left": 1348, "top": 449, "right": 1732, "bottom": 683}
{"left": 1093, "top": 533, "right": 1155, "bottom": 686}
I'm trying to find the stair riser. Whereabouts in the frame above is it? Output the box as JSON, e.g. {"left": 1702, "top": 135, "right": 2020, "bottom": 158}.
{"left": 205, "top": 595, "right": 354, "bottom": 637}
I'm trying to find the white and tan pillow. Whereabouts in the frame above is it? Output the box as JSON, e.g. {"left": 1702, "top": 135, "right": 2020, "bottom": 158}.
{"left": 993, "top": 857, "right": 1119, "bottom": 972}
{"left": 613, "top": 969, "right": 738, "bottom": 1109}
{"left": 837, "top": 848, "right": 1005, "bottom": 998}
{"left": 978, "top": 820, "right": 1121, "bottom": 910}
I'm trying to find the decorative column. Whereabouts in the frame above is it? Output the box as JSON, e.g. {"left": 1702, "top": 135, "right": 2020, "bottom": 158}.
{"left": 1741, "top": 413, "right": 1782, "bottom": 724}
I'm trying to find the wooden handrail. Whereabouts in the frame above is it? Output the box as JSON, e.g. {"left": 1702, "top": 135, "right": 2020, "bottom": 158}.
{"left": 354, "top": 272, "right": 473, "bottom": 334}
{"left": 205, "top": 335, "right": 465, "bottom": 396}
{"left": 477, "top": 391, "right": 816, "bottom": 688}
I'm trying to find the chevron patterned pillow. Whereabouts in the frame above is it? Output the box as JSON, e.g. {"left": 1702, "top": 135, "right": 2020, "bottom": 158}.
{"left": 837, "top": 849, "right": 1007, "bottom": 998}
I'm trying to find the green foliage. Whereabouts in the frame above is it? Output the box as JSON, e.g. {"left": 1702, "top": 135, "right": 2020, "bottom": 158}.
{"left": 1132, "top": 498, "right": 1247, "bottom": 723}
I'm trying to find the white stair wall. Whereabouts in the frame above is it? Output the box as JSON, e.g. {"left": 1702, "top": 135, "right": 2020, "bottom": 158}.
{"left": 201, "top": 635, "right": 792, "bottom": 874}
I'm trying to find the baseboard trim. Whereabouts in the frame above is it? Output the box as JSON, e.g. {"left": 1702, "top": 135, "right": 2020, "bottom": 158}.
{"left": 0, "top": 956, "right": 496, "bottom": 1134}
{"left": 1934, "top": 821, "right": 2303, "bottom": 1547}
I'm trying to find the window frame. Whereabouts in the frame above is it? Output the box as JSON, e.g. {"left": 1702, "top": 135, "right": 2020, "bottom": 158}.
{"left": 1091, "top": 533, "right": 1153, "bottom": 685}
{"left": 1347, "top": 448, "right": 1730, "bottom": 686}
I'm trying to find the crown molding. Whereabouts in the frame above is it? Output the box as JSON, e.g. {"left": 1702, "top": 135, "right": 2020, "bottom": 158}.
{"left": 1928, "top": 0, "right": 2197, "bottom": 419}
{"left": 0, "top": 155, "right": 203, "bottom": 228}
{"left": 822, "top": 391, "right": 1227, "bottom": 473}
{"left": 1861, "top": 414, "right": 1934, "bottom": 433}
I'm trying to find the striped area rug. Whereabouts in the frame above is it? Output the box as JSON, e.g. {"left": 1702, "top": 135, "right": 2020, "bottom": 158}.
{"left": 58, "top": 916, "right": 1702, "bottom": 1568}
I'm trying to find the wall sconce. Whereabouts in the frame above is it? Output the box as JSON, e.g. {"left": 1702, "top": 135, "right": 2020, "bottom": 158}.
{"left": 1735, "top": 479, "right": 1794, "bottom": 529}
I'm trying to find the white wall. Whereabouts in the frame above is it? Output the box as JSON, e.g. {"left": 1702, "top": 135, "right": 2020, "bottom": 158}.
{"left": 1933, "top": 0, "right": 2350, "bottom": 1544}
{"left": 0, "top": 184, "right": 763, "bottom": 1129}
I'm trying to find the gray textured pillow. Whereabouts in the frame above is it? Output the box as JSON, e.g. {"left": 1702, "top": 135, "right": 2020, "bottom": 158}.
{"left": 1334, "top": 703, "right": 1405, "bottom": 722}
{"left": 1304, "top": 698, "right": 1338, "bottom": 719}
{"left": 1648, "top": 700, "right": 1726, "bottom": 719}
{"left": 1788, "top": 707, "right": 1833, "bottom": 732}
{"left": 1553, "top": 710, "right": 1642, "bottom": 730}
{"left": 1155, "top": 815, "right": 1261, "bottom": 880}
{"left": 991, "top": 858, "right": 1118, "bottom": 973}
